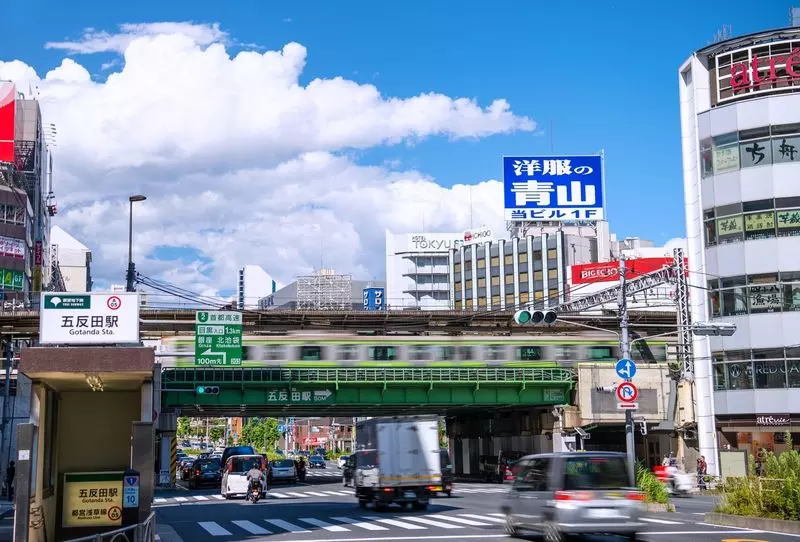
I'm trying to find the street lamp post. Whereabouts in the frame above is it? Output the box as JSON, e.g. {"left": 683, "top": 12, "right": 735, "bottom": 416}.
{"left": 126, "top": 195, "right": 146, "bottom": 292}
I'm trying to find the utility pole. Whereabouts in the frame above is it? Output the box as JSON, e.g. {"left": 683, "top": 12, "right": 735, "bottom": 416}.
{"left": 618, "top": 257, "right": 636, "bottom": 484}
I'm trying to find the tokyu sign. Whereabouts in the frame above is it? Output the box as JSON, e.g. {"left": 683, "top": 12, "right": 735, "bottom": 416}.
{"left": 40, "top": 293, "right": 140, "bottom": 345}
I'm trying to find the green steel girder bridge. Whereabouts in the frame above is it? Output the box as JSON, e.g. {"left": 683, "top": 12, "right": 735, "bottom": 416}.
{"left": 160, "top": 366, "right": 575, "bottom": 416}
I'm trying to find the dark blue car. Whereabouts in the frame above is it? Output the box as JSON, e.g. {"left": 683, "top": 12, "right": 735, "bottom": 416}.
{"left": 309, "top": 455, "right": 327, "bottom": 468}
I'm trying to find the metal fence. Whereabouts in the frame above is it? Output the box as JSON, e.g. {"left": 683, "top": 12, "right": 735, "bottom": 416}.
{"left": 64, "top": 512, "right": 156, "bottom": 542}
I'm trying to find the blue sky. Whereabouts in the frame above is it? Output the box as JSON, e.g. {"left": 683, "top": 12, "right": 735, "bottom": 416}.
{"left": 0, "top": 1, "right": 796, "bottom": 290}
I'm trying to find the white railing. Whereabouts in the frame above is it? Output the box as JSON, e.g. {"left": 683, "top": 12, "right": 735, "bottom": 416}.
{"left": 64, "top": 511, "right": 156, "bottom": 542}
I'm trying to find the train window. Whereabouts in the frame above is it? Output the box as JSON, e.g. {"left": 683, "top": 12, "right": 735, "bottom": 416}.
{"left": 517, "top": 346, "right": 542, "bottom": 361}
{"left": 553, "top": 345, "right": 577, "bottom": 361}
{"left": 649, "top": 345, "right": 667, "bottom": 362}
{"left": 588, "top": 346, "right": 614, "bottom": 361}
{"left": 300, "top": 346, "right": 322, "bottom": 361}
{"left": 369, "top": 346, "right": 397, "bottom": 361}
{"left": 409, "top": 346, "right": 430, "bottom": 361}
{"left": 438, "top": 346, "right": 456, "bottom": 360}
{"left": 486, "top": 345, "right": 506, "bottom": 360}
{"left": 457, "top": 346, "right": 473, "bottom": 360}
{"left": 337, "top": 345, "right": 358, "bottom": 361}
{"left": 264, "top": 345, "right": 284, "bottom": 361}
{"left": 242, "top": 346, "right": 257, "bottom": 361}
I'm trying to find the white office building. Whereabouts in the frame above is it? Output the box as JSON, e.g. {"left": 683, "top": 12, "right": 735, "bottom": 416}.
{"left": 238, "top": 264, "right": 276, "bottom": 310}
{"left": 50, "top": 226, "right": 92, "bottom": 292}
{"left": 385, "top": 231, "right": 464, "bottom": 310}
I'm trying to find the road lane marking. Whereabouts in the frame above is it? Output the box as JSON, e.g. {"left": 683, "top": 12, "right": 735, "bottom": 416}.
{"left": 487, "top": 513, "right": 505, "bottom": 517}
{"left": 428, "top": 515, "right": 491, "bottom": 526}
{"left": 265, "top": 519, "right": 312, "bottom": 533}
{"left": 198, "top": 522, "right": 231, "bottom": 536}
{"left": 174, "top": 497, "right": 188, "bottom": 502}
{"left": 270, "top": 492, "right": 291, "bottom": 498}
{"left": 641, "top": 517, "right": 683, "bottom": 525}
{"left": 232, "top": 520, "right": 272, "bottom": 535}
{"left": 153, "top": 498, "right": 166, "bottom": 503}
{"left": 322, "top": 491, "right": 347, "bottom": 496}
{"left": 192, "top": 495, "right": 208, "bottom": 501}
{"left": 211, "top": 494, "right": 224, "bottom": 500}
{"left": 285, "top": 492, "right": 309, "bottom": 497}
{"left": 363, "top": 517, "right": 427, "bottom": 530}
{"left": 331, "top": 517, "right": 389, "bottom": 531}
{"left": 458, "top": 514, "right": 505, "bottom": 524}
{"left": 304, "top": 491, "right": 330, "bottom": 497}
{"left": 402, "top": 517, "right": 461, "bottom": 529}
{"left": 299, "top": 518, "right": 350, "bottom": 532}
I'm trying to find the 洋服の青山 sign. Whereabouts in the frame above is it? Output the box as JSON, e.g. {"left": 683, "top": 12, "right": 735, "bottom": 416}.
{"left": 729, "top": 47, "right": 800, "bottom": 91}
{"left": 570, "top": 257, "right": 686, "bottom": 284}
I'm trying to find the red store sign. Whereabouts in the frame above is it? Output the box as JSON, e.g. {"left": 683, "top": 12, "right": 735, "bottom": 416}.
{"left": 570, "top": 257, "right": 685, "bottom": 285}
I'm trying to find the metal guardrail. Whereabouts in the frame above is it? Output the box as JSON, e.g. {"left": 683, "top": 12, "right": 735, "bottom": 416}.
{"left": 64, "top": 512, "right": 156, "bottom": 542}
{"left": 162, "top": 366, "right": 575, "bottom": 385}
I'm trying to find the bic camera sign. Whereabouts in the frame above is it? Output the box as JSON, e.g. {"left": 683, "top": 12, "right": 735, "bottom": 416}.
{"left": 40, "top": 293, "right": 140, "bottom": 345}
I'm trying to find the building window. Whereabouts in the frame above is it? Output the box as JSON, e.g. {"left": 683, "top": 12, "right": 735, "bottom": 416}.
{"left": 716, "top": 214, "right": 744, "bottom": 244}
{"left": 300, "top": 346, "right": 322, "bottom": 361}
{"left": 465, "top": 299, "right": 473, "bottom": 308}
{"left": 547, "top": 249, "right": 557, "bottom": 259}
{"left": 519, "top": 272, "right": 528, "bottom": 283}
{"left": 477, "top": 258, "right": 486, "bottom": 269}
{"left": 491, "top": 276, "right": 500, "bottom": 286}
{"left": 534, "top": 290, "right": 544, "bottom": 300}
{"left": 478, "top": 277, "right": 486, "bottom": 288}
{"left": 465, "top": 279, "right": 473, "bottom": 290}
{"left": 478, "top": 296, "right": 486, "bottom": 307}
{"left": 454, "top": 263, "right": 461, "bottom": 273}
{"left": 491, "top": 295, "right": 501, "bottom": 306}
{"left": 505, "top": 274, "right": 514, "bottom": 285}
{"left": 547, "top": 269, "right": 558, "bottom": 280}
{"left": 520, "top": 292, "right": 529, "bottom": 303}
{"left": 464, "top": 260, "right": 472, "bottom": 272}
{"left": 369, "top": 346, "right": 397, "bottom": 361}
{"left": 519, "top": 252, "right": 528, "bottom": 264}
{"left": 455, "top": 300, "right": 462, "bottom": 310}
{"left": 454, "top": 282, "right": 462, "bottom": 291}
{"left": 712, "top": 132, "right": 740, "bottom": 174}
{"left": 548, "top": 288, "right": 559, "bottom": 301}
{"left": 490, "top": 256, "right": 500, "bottom": 267}
{"left": 505, "top": 293, "right": 514, "bottom": 305}
{"left": 534, "top": 270, "right": 543, "bottom": 281}
{"left": 504, "top": 255, "right": 513, "bottom": 265}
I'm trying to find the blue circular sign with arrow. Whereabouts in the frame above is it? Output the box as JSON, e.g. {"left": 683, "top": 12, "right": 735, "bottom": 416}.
{"left": 615, "top": 358, "right": 637, "bottom": 380}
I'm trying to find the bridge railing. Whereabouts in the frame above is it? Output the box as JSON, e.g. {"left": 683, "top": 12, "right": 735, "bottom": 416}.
{"left": 161, "top": 367, "right": 575, "bottom": 385}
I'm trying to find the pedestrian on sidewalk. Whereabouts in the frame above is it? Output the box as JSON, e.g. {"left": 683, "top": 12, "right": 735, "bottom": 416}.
{"left": 6, "top": 461, "right": 14, "bottom": 501}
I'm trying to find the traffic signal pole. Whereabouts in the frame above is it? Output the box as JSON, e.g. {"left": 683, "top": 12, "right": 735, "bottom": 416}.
{"left": 618, "top": 256, "right": 635, "bottom": 485}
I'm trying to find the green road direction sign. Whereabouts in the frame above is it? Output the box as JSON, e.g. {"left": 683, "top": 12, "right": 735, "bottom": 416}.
{"left": 195, "top": 311, "right": 242, "bottom": 366}
{"left": 265, "top": 388, "right": 334, "bottom": 404}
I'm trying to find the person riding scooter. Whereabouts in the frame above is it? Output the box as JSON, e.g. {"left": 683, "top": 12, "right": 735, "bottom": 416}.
{"left": 295, "top": 457, "right": 307, "bottom": 482}
{"left": 246, "top": 463, "right": 266, "bottom": 501}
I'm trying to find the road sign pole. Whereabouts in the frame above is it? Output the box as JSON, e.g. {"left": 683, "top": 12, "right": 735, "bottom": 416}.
{"left": 618, "top": 257, "right": 636, "bottom": 485}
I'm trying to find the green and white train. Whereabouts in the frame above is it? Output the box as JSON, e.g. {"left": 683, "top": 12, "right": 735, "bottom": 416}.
{"left": 157, "top": 333, "right": 676, "bottom": 368}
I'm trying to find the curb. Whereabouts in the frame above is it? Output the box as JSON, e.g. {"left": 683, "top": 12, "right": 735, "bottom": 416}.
{"left": 645, "top": 502, "right": 675, "bottom": 513}
{"left": 704, "top": 512, "right": 800, "bottom": 534}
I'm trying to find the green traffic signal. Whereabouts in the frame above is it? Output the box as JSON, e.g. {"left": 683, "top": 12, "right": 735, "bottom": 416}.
{"left": 197, "top": 386, "right": 206, "bottom": 394}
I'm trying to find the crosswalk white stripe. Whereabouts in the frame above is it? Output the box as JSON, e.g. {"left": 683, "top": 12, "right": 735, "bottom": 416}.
{"left": 487, "top": 513, "right": 506, "bottom": 517}
{"left": 193, "top": 495, "right": 208, "bottom": 501}
{"left": 331, "top": 491, "right": 352, "bottom": 495}
{"left": 321, "top": 491, "right": 345, "bottom": 496}
{"left": 303, "top": 491, "right": 329, "bottom": 497}
{"left": 264, "top": 519, "right": 311, "bottom": 533}
{"left": 198, "top": 521, "right": 231, "bottom": 536}
{"left": 284, "top": 492, "right": 309, "bottom": 497}
{"left": 232, "top": 520, "right": 271, "bottom": 535}
{"left": 174, "top": 497, "right": 188, "bottom": 502}
{"left": 456, "top": 488, "right": 478, "bottom": 493}
{"left": 269, "top": 492, "right": 290, "bottom": 498}
{"left": 458, "top": 514, "right": 506, "bottom": 524}
{"left": 363, "top": 516, "right": 427, "bottom": 530}
{"left": 640, "top": 517, "right": 684, "bottom": 525}
{"left": 298, "top": 518, "right": 350, "bottom": 532}
{"left": 428, "top": 514, "right": 491, "bottom": 526}
{"left": 211, "top": 495, "right": 224, "bottom": 500}
{"left": 401, "top": 516, "right": 462, "bottom": 529}
{"left": 153, "top": 498, "right": 166, "bottom": 503}
{"left": 330, "top": 516, "right": 389, "bottom": 531}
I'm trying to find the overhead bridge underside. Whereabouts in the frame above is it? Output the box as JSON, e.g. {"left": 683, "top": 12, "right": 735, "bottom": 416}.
{"left": 160, "top": 366, "right": 574, "bottom": 417}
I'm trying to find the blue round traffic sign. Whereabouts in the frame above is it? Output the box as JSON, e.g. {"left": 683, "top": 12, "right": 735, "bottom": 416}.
{"left": 278, "top": 424, "right": 286, "bottom": 433}
{"left": 615, "top": 358, "right": 637, "bottom": 380}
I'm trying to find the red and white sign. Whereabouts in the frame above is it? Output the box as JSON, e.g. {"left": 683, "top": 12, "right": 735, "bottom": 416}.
{"left": 0, "top": 82, "right": 16, "bottom": 164}
{"left": 617, "top": 402, "right": 638, "bottom": 410}
{"left": 0, "top": 236, "right": 25, "bottom": 260}
{"left": 570, "top": 257, "right": 685, "bottom": 285}
{"left": 463, "top": 225, "right": 494, "bottom": 246}
{"left": 616, "top": 382, "right": 638, "bottom": 403}
{"left": 107, "top": 296, "right": 122, "bottom": 310}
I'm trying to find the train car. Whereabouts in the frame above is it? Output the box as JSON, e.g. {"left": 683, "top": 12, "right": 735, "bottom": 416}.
{"left": 156, "top": 332, "right": 676, "bottom": 368}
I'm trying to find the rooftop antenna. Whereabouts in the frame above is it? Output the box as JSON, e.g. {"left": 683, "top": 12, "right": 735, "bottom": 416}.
{"left": 712, "top": 24, "right": 732, "bottom": 44}
{"left": 469, "top": 186, "right": 474, "bottom": 228}
{"left": 792, "top": 7, "right": 800, "bottom": 27}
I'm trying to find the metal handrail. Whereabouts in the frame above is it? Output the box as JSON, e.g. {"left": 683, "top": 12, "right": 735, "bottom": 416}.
{"left": 64, "top": 511, "right": 156, "bottom": 542}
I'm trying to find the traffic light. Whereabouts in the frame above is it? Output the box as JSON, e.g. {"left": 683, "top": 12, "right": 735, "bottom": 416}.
{"left": 513, "top": 309, "right": 557, "bottom": 325}
{"left": 196, "top": 386, "right": 219, "bottom": 395}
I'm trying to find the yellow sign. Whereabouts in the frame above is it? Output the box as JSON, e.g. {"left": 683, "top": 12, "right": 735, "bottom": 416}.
{"left": 744, "top": 211, "right": 776, "bottom": 232}
{"left": 62, "top": 472, "right": 124, "bottom": 528}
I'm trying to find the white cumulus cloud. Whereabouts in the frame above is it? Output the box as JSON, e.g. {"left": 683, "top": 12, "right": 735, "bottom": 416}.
{"left": 0, "top": 23, "right": 534, "bottom": 300}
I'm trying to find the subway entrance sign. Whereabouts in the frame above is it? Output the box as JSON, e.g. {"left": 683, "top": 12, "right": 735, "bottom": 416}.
{"left": 195, "top": 311, "right": 242, "bottom": 366}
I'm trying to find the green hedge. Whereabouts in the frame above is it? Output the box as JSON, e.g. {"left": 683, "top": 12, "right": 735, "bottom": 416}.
{"left": 716, "top": 433, "right": 800, "bottom": 520}
{"left": 636, "top": 462, "right": 669, "bottom": 504}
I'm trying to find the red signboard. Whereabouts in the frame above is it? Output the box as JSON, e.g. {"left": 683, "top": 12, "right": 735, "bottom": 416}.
{"left": 0, "top": 82, "right": 15, "bottom": 164}
{"left": 570, "top": 257, "right": 685, "bottom": 284}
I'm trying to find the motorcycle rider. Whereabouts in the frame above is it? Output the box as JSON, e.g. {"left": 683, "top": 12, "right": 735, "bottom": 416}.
{"left": 246, "top": 462, "right": 265, "bottom": 500}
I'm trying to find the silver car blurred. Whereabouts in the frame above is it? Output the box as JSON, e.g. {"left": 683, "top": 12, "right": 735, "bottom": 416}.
{"left": 270, "top": 459, "right": 298, "bottom": 483}
{"left": 501, "top": 451, "right": 644, "bottom": 541}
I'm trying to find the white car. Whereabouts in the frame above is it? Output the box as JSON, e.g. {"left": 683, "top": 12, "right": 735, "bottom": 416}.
{"left": 338, "top": 455, "right": 349, "bottom": 469}
{"left": 221, "top": 455, "right": 266, "bottom": 499}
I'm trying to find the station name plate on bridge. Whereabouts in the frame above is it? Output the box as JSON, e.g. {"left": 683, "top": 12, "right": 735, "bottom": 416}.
{"left": 195, "top": 311, "right": 242, "bottom": 366}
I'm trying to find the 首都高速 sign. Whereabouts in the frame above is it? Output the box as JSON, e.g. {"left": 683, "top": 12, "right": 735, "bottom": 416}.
{"left": 195, "top": 311, "right": 242, "bottom": 366}
{"left": 503, "top": 155, "right": 604, "bottom": 221}
{"left": 40, "top": 293, "right": 140, "bottom": 345}
{"left": 62, "top": 471, "right": 124, "bottom": 528}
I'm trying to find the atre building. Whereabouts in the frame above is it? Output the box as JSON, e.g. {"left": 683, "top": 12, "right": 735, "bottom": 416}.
{"left": 680, "top": 26, "right": 800, "bottom": 466}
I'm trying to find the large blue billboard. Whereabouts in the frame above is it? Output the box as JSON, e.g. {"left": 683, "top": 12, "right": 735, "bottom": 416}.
{"left": 503, "top": 155, "right": 604, "bottom": 221}
{"left": 362, "top": 288, "right": 386, "bottom": 311}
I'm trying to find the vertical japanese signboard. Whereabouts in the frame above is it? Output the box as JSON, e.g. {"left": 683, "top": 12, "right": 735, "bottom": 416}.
{"left": 195, "top": 311, "right": 242, "bottom": 366}
{"left": 62, "top": 471, "right": 124, "bottom": 528}
{"left": 362, "top": 288, "right": 385, "bottom": 311}
{"left": 40, "top": 293, "right": 140, "bottom": 345}
{"left": 503, "top": 155, "right": 604, "bottom": 221}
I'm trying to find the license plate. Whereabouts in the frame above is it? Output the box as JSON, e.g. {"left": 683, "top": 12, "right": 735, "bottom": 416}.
{"left": 586, "top": 509, "right": 621, "bottom": 519}
{"left": 404, "top": 491, "right": 416, "bottom": 499}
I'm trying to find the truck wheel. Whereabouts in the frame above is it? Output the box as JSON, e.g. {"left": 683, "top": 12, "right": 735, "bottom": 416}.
{"left": 412, "top": 501, "right": 428, "bottom": 511}
{"left": 358, "top": 499, "right": 367, "bottom": 508}
{"left": 375, "top": 502, "right": 389, "bottom": 512}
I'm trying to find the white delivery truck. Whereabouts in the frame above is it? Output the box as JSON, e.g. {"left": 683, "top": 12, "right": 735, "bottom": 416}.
{"left": 353, "top": 415, "right": 441, "bottom": 510}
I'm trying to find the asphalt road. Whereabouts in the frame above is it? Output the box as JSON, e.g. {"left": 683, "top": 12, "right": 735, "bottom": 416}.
{"left": 154, "top": 474, "right": 799, "bottom": 542}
